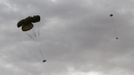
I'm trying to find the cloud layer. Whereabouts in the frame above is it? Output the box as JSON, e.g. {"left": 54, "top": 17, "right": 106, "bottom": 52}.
{"left": 0, "top": 0, "right": 134, "bottom": 75}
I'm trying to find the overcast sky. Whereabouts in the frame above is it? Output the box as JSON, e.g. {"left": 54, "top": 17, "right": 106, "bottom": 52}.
{"left": 0, "top": 0, "right": 134, "bottom": 75}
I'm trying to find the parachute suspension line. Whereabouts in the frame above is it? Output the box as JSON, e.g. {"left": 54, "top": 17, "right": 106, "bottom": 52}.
{"left": 32, "top": 30, "right": 38, "bottom": 40}
{"left": 17, "top": 15, "right": 46, "bottom": 62}
{"left": 35, "top": 37, "right": 46, "bottom": 62}
{"left": 35, "top": 22, "right": 41, "bottom": 40}
{"left": 109, "top": 9, "right": 119, "bottom": 40}
{"left": 38, "top": 47, "right": 45, "bottom": 60}
{"left": 111, "top": 16, "right": 118, "bottom": 40}
{"left": 31, "top": 24, "right": 41, "bottom": 41}
{"left": 113, "top": 21, "right": 118, "bottom": 38}
{"left": 36, "top": 27, "right": 46, "bottom": 60}
{"left": 37, "top": 23, "right": 40, "bottom": 39}
{"left": 112, "top": 14, "right": 119, "bottom": 40}
{"left": 24, "top": 27, "right": 45, "bottom": 61}
{"left": 31, "top": 29, "right": 46, "bottom": 62}
{"left": 25, "top": 27, "right": 39, "bottom": 41}
{"left": 26, "top": 31, "right": 45, "bottom": 62}
{"left": 26, "top": 32, "right": 35, "bottom": 40}
{"left": 36, "top": 24, "right": 46, "bottom": 62}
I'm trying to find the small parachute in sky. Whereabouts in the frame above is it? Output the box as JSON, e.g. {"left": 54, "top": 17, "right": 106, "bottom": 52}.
{"left": 17, "top": 15, "right": 46, "bottom": 63}
{"left": 115, "top": 37, "right": 119, "bottom": 40}
{"left": 17, "top": 15, "right": 40, "bottom": 31}
{"left": 110, "top": 14, "right": 113, "bottom": 17}
{"left": 42, "top": 59, "right": 47, "bottom": 63}
{"left": 17, "top": 15, "right": 41, "bottom": 40}
{"left": 109, "top": 13, "right": 119, "bottom": 40}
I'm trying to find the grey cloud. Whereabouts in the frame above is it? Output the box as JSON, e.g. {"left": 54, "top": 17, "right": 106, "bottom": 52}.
{"left": 0, "top": 0, "right": 134, "bottom": 75}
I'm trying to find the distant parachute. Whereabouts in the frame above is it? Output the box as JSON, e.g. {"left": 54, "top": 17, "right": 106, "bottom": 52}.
{"left": 17, "top": 15, "right": 40, "bottom": 31}
{"left": 115, "top": 37, "right": 119, "bottom": 40}
{"left": 17, "top": 15, "right": 41, "bottom": 40}
{"left": 109, "top": 13, "right": 119, "bottom": 40}
{"left": 17, "top": 15, "right": 46, "bottom": 63}
{"left": 42, "top": 60, "right": 47, "bottom": 62}
{"left": 110, "top": 14, "right": 113, "bottom": 17}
